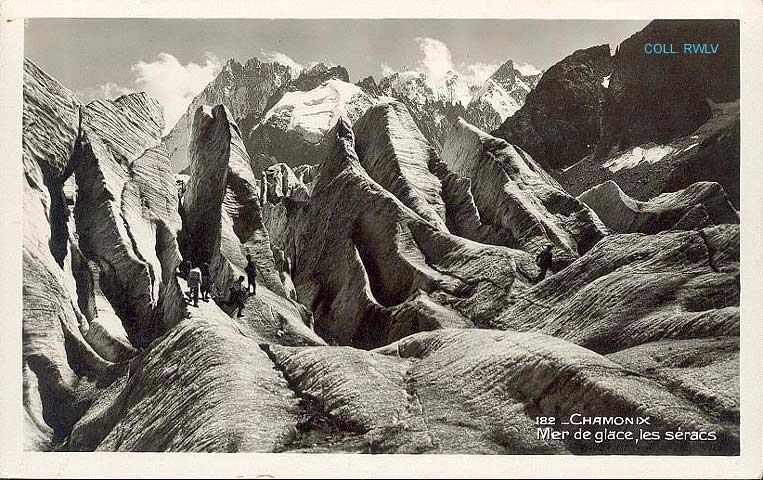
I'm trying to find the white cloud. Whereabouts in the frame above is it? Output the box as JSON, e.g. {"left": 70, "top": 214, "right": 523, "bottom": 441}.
{"left": 381, "top": 37, "right": 514, "bottom": 105}
{"left": 381, "top": 63, "right": 396, "bottom": 77}
{"left": 77, "top": 82, "right": 135, "bottom": 105}
{"left": 460, "top": 63, "right": 500, "bottom": 86}
{"left": 102, "top": 82, "right": 135, "bottom": 99}
{"left": 304, "top": 60, "right": 337, "bottom": 70}
{"left": 414, "top": 37, "right": 453, "bottom": 89}
{"left": 515, "top": 62, "right": 541, "bottom": 76}
{"left": 131, "top": 52, "right": 222, "bottom": 133}
{"left": 260, "top": 50, "right": 304, "bottom": 74}
{"left": 76, "top": 53, "right": 221, "bottom": 134}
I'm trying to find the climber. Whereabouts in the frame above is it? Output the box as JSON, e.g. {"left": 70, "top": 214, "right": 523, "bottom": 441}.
{"left": 175, "top": 178, "right": 185, "bottom": 200}
{"left": 245, "top": 254, "right": 257, "bottom": 295}
{"left": 229, "top": 275, "right": 247, "bottom": 318}
{"left": 187, "top": 265, "right": 202, "bottom": 307}
{"left": 200, "top": 262, "right": 211, "bottom": 302}
{"left": 535, "top": 244, "right": 554, "bottom": 282}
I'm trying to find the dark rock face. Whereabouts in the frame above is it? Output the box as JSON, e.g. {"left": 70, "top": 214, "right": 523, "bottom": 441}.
{"left": 291, "top": 63, "right": 350, "bottom": 91}
{"left": 492, "top": 45, "right": 612, "bottom": 170}
{"left": 355, "top": 75, "right": 380, "bottom": 96}
{"left": 599, "top": 20, "right": 740, "bottom": 156}
{"left": 578, "top": 180, "right": 738, "bottom": 233}
{"left": 495, "top": 20, "right": 740, "bottom": 210}
{"left": 664, "top": 112, "right": 740, "bottom": 208}
{"left": 558, "top": 100, "right": 740, "bottom": 208}
{"left": 494, "top": 20, "right": 739, "bottom": 173}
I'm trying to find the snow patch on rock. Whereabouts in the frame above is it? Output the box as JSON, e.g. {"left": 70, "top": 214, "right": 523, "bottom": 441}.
{"left": 259, "top": 79, "right": 368, "bottom": 143}
{"left": 602, "top": 144, "right": 676, "bottom": 172}
{"left": 470, "top": 79, "right": 523, "bottom": 121}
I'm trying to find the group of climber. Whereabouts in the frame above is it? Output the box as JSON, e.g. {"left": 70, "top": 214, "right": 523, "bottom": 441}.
{"left": 176, "top": 254, "right": 259, "bottom": 318}
{"left": 178, "top": 260, "right": 212, "bottom": 307}
{"left": 174, "top": 240, "right": 549, "bottom": 319}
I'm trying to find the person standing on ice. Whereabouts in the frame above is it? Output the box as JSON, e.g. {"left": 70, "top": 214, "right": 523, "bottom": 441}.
{"left": 245, "top": 254, "right": 257, "bottom": 295}
{"left": 200, "top": 262, "right": 211, "bottom": 302}
{"left": 535, "top": 244, "right": 554, "bottom": 282}
{"left": 188, "top": 265, "right": 202, "bottom": 307}
{"left": 230, "top": 276, "right": 247, "bottom": 318}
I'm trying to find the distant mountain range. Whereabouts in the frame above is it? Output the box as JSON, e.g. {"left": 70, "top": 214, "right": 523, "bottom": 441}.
{"left": 164, "top": 57, "right": 542, "bottom": 172}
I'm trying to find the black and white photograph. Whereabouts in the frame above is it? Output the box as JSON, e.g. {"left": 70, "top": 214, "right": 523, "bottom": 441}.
{"left": 2, "top": 1, "right": 762, "bottom": 477}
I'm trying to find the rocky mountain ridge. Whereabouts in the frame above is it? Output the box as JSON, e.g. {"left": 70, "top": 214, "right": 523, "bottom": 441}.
{"left": 493, "top": 20, "right": 740, "bottom": 207}
{"left": 164, "top": 58, "right": 350, "bottom": 172}
{"left": 165, "top": 55, "right": 541, "bottom": 174}
{"left": 359, "top": 60, "right": 542, "bottom": 151}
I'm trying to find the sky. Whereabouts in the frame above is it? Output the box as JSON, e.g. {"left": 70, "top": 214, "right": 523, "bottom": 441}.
{"left": 25, "top": 19, "right": 650, "bottom": 132}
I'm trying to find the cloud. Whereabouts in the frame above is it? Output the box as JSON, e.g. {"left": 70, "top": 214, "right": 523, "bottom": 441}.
{"left": 304, "top": 60, "right": 337, "bottom": 70}
{"left": 260, "top": 50, "right": 304, "bottom": 74}
{"left": 413, "top": 37, "right": 499, "bottom": 91}
{"left": 131, "top": 52, "right": 222, "bottom": 133}
{"left": 381, "top": 37, "right": 511, "bottom": 105}
{"left": 259, "top": 51, "right": 341, "bottom": 77}
{"left": 515, "top": 62, "right": 541, "bottom": 76}
{"left": 460, "top": 63, "right": 500, "bottom": 86}
{"left": 77, "top": 82, "right": 135, "bottom": 105}
{"left": 414, "top": 37, "right": 453, "bottom": 88}
{"left": 381, "top": 63, "right": 396, "bottom": 77}
{"left": 75, "top": 53, "right": 221, "bottom": 133}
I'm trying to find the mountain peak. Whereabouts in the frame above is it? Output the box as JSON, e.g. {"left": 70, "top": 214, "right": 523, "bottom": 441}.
{"left": 244, "top": 57, "right": 264, "bottom": 69}
{"left": 292, "top": 63, "right": 349, "bottom": 91}
{"left": 356, "top": 75, "right": 379, "bottom": 95}
{"left": 491, "top": 59, "right": 515, "bottom": 79}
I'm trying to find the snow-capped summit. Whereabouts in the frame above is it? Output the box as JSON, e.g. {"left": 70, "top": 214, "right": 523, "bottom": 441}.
{"left": 377, "top": 71, "right": 437, "bottom": 107}
{"left": 487, "top": 59, "right": 518, "bottom": 91}
{"left": 362, "top": 59, "right": 541, "bottom": 151}
{"left": 163, "top": 56, "right": 294, "bottom": 171}
{"left": 246, "top": 78, "right": 376, "bottom": 173}
{"left": 163, "top": 56, "right": 351, "bottom": 172}
{"left": 464, "top": 60, "right": 542, "bottom": 133}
